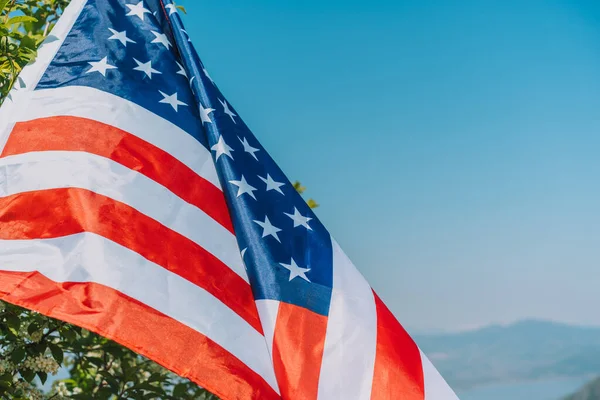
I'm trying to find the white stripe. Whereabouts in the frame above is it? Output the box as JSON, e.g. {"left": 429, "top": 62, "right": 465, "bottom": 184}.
{"left": 420, "top": 349, "right": 460, "bottom": 400}
{"left": 0, "top": 0, "right": 88, "bottom": 144}
{"left": 0, "top": 123, "right": 14, "bottom": 156}
{"left": 0, "top": 151, "right": 247, "bottom": 283}
{"left": 0, "top": 233, "right": 278, "bottom": 392}
{"left": 317, "top": 239, "right": 378, "bottom": 400}
{"left": 255, "top": 299, "right": 281, "bottom": 394}
{"left": 255, "top": 299, "right": 280, "bottom": 363}
{"left": 5, "top": 86, "right": 220, "bottom": 190}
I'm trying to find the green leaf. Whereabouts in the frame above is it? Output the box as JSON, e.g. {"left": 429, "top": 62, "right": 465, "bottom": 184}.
{"left": 6, "top": 16, "right": 38, "bottom": 26}
{"left": 136, "top": 382, "right": 164, "bottom": 392}
{"left": 4, "top": 313, "right": 20, "bottom": 331}
{"left": 26, "top": 321, "right": 39, "bottom": 335}
{"left": 37, "top": 371, "right": 47, "bottom": 384}
{"left": 49, "top": 343, "right": 64, "bottom": 364}
{"left": 293, "top": 181, "right": 306, "bottom": 194}
{"left": 35, "top": 346, "right": 49, "bottom": 360}
{"left": 85, "top": 356, "right": 104, "bottom": 368}
{"left": 173, "top": 383, "right": 188, "bottom": 397}
{"left": 0, "top": 0, "right": 10, "bottom": 13}
{"left": 96, "top": 386, "right": 116, "bottom": 400}
{"left": 147, "top": 372, "right": 164, "bottom": 383}
{"left": 60, "top": 326, "right": 77, "bottom": 342}
{"left": 18, "top": 368, "right": 35, "bottom": 383}
{"left": 19, "top": 35, "right": 37, "bottom": 51}
{"left": 10, "top": 347, "right": 26, "bottom": 364}
{"left": 98, "top": 370, "right": 119, "bottom": 388}
{"left": 104, "top": 344, "right": 125, "bottom": 357}
{"left": 70, "top": 325, "right": 83, "bottom": 335}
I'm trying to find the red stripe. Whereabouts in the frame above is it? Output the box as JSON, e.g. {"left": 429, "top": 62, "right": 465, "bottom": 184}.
{"left": 0, "top": 188, "right": 262, "bottom": 333}
{"left": 370, "top": 292, "right": 425, "bottom": 400}
{"left": 2, "top": 117, "right": 234, "bottom": 233}
{"left": 272, "top": 303, "right": 327, "bottom": 400}
{"left": 0, "top": 271, "right": 279, "bottom": 400}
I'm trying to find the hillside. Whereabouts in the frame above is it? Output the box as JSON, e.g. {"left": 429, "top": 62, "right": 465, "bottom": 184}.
{"left": 413, "top": 320, "right": 600, "bottom": 390}
{"left": 563, "top": 377, "right": 600, "bottom": 400}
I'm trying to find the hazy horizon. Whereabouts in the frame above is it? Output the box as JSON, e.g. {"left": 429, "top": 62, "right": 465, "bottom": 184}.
{"left": 409, "top": 318, "right": 600, "bottom": 335}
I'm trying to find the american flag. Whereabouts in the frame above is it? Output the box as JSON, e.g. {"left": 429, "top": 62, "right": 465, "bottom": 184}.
{"left": 0, "top": 0, "right": 460, "bottom": 399}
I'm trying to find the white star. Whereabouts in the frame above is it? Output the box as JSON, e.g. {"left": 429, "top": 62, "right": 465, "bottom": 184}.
{"left": 133, "top": 59, "right": 161, "bottom": 79}
{"left": 181, "top": 29, "right": 192, "bottom": 42}
{"left": 203, "top": 68, "right": 214, "bottom": 83}
{"left": 284, "top": 207, "right": 312, "bottom": 230}
{"left": 159, "top": 91, "right": 187, "bottom": 111}
{"left": 279, "top": 258, "right": 311, "bottom": 282}
{"left": 165, "top": 3, "right": 178, "bottom": 15}
{"left": 126, "top": 1, "right": 150, "bottom": 21}
{"left": 219, "top": 99, "right": 237, "bottom": 123}
{"left": 176, "top": 61, "right": 187, "bottom": 78}
{"left": 211, "top": 135, "right": 234, "bottom": 161}
{"left": 108, "top": 28, "right": 135, "bottom": 47}
{"left": 259, "top": 174, "right": 285, "bottom": 194}
{"left": 229, "top": 175, "right": 257, "bottom": 200}
{"left": 238, "top": 137, "right": 260, "bottom": 160}
{"left": 86, "top": 57, "right": 116, "bottom": 77}
{"left": 200, "top": 104, "right": 215, "bottom": 124}
{"left": 151, "top": 31, "right": 171, "bottom": 49}
{"left": 253, "top": 216, "right": 282, "bottom": 242}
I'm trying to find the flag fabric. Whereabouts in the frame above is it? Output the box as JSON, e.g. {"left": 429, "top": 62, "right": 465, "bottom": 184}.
{"left": 0, "top": 0, "right": 460, "bottom": 399}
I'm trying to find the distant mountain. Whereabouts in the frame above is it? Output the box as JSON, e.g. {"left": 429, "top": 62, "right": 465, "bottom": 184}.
{"left": 563, "top": 377, "right": 600, "bottom": 400}
{"left": 414, "top": 319, "right": 600, "bottom": 390}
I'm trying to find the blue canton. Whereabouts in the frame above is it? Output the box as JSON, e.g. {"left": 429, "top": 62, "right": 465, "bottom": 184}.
{"left": 37, "top": 0, "right": 206, "bottom": 148}
{"left": 40, "top": 0, "right": 335, "bottom": 316}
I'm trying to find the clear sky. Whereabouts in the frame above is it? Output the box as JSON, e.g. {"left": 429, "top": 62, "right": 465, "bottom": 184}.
{"left": 180, "top": 0, "right": 600, "bottom": 332}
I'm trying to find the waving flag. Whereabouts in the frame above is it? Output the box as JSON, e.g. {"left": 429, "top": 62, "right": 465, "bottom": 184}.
{"left": 0, "top": 0, "right": 459, "bottom": 399}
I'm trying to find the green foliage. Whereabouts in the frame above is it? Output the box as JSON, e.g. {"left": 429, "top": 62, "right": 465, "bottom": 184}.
{"left": 0, "top": 301, "right": 219, "bottom": 399}
{"left": 0, "top": 0, "right": 73, "bottom": 102}
{"left": 293, "top": 181, "right": 319, "bottom": 209}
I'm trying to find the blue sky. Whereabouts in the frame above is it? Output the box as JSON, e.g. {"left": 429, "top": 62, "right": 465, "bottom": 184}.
{"left": 180, "top": 0, "right": 600, "bottom": 332}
